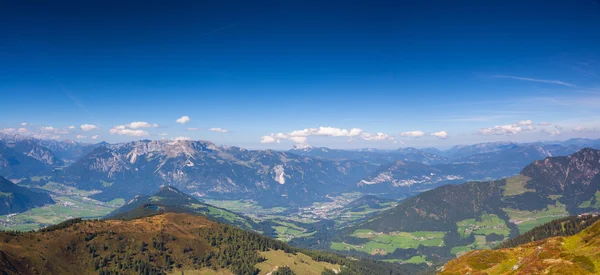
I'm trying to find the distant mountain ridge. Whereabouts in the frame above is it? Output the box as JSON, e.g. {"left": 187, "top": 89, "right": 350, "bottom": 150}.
{"left": 61, "top": 139, "right": 377, "bottom": 205}
{"left": 1, "top": 133, "right": 599, "bottom": 207}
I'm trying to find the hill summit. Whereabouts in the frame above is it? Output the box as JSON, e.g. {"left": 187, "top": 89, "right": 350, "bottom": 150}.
{"left": 106, "top": 186, "right": 261, "bottom": 231}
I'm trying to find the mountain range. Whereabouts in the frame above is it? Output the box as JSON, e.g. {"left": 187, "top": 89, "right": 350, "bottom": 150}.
{"left": 2, "top": 134, "right": 600, "bottom": 207}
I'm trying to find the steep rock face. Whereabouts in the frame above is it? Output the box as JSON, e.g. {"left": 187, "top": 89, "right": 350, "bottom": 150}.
{"left": 0, "top": 176, "right": 54, "bottom": 214}
{"left": 64, "top": 140, "right": 376, "bottom": 205}
{"left": 40, "top": 139, "right": 101, "bottom": 162}
{"left": 0, "top": 136, "right": 64, "bottom": 166}
{"left": 64, "top": 146, "right": 132, "bottom": 189}
{"left": 522, "top": 148, "right": 600, "bottom": 210}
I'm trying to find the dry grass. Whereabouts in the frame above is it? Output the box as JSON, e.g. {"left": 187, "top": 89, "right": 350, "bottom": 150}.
{"left": 439, "top": 220, "right": 600, "bottom": 275}
{"left": 255, "top": 250, "right": 340, "bottom": 275}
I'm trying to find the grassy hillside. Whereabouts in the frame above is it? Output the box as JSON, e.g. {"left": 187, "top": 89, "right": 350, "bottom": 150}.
{"left": 440, "top": 218, "right": 600, "bottom": 274}
{"left": 106, "top": 186, "right": 263, "bottom": 232}
{"left": 0, "top": 175, "right": 54, "bottom": 215}
{"left": 327, "top": 148, "right": 600, "bottom": 266}
{"left": 0, "top": 213, "right": 426, "bottom": 275}
{"left": 497, "top": 214, "right": 600, "bottom": 249}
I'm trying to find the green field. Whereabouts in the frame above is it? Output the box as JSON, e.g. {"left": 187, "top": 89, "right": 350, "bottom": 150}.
{"left": 579, "top": 191, "right": 600, "bottom": 209}
{"left": 38, "top": 181, "right": 100, "bottom": 197}
{"left": 270, "top": 219, "right": 315, "bottom": 241}
{"left": 456, "top": 214, "right": 510, "bottom": 239}
{"left": 202, "top": 199, "right": 265, "bottom": 213}
{"left": 100, "top": 180, "right": 114, "bottom": 187}
{"left": 0, "top": 182, "right": 125, "bottom": 231}
{"left": 206, "top": 206, "right": 253, "bottom": 229}
{"left": 331, "top": 229, "right": 445, "bottom": 256}
{"left": 0, "top": 195, "right": 119, "bottom": 231}
{"left": 29, "top": 176, "right": 51, "bottom": 182}
{"left": 503, "top": 199, "right": 569, "bottom": 234}
{"left": 382, "top": 255, "right": 427, "bottom": 264}
{"left": 502, "top": 175, "right": 533, "bottom": 197}
{"left": 450, "top": 245, "right": 472, "bottom": 256}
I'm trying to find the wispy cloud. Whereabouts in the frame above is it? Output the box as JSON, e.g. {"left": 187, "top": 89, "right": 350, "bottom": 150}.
{"left": 209, "top": 127, "right": 229, "bottom": 133}
{"left": 493, "top": 75, "right": 576, "bottom": 87}
{"left": 479, "top": 120, "right": 536, "bottom": 136}
{"left": 205, "top": 22, "right": 237, "bottom": 36}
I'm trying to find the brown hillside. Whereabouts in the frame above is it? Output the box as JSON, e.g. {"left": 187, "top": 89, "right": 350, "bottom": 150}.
{"left": 0, "top": 213, "right": 216, "bottom": 274}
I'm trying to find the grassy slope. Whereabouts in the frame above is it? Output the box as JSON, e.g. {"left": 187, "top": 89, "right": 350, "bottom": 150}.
{"left": 440, "top": 219, "right": 600, "bottom": 275}
{"left": 0, "top": 213, "right": 341, "bottom": 275}
{"left": 255, "top": 250, "right": 340, "bottom": 275}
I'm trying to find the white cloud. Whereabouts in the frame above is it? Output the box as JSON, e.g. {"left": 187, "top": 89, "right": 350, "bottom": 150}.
{"left": 479, "top": 120, "right": 536, "bottom": 136}
{"left": 431, "top": 130, "right": 449, "bottom": 139}
{"left": 20, "top": 122, "right": 27, "bottom": 126}
{"left": 542, "top": 128, "right": 561, "bottom": 136}
{"left": 289, "top": 136, "right": 308, "bottom": 144}
{"left": 260, "top": 136, "right": 278, "bottom": 144}
{"left": 158, "top": 133, "right": 168, "bottom": 136}
{"left": 176, "top": 116, "right": 191, "bottom": 124}
{"left": 173, "top": 136, "right": 191, "bottom": 141}
{"left": 479, "top": 125, "right": 521, "bottom": 135}
{"left": 108, "top": 121, "right": 158, "bottom": 137}
{"left": 187, "top": 128, "right": 200, "bottom": 131}
{"left": 287, "top": 127, "right": 363, "bottom": 137}
{"left": 91, "top": 135, "right": 99, "bottom": 140}
{"left": 516, "top": 120, "right": 533, "bottom": 126}
{"left": 80, "top": 124, "right": 98, "bottom": 131}
{"left": 260, "top": 126, "right": 390, "bottom": 145}
{"left": 400, "top": 131, "right": 425, "bottom": 138}
{"left": 76, "top": 135, "right": 87, "bottom": 139}
{"left": 360, "top": 133, "right": 393, "bottom": 141}
{"left": 538, "top": 122, "right": 552, "bottom": 126}
{"left": 68, "top": 125, "right": 76, "bottom": 129}
{"left": 492, "top": 75, "right": 576, "bottom": 87}
{"left": 109, "top": 125, "right": 149, "bottom": 137}
{"left": 40, "top": 126, "right": 57, "bottom": 132}
{"left": 125, "top": 121, "right": 159, "bottom": 129}
{"left": 209, "top": 127, "right": 229, "bottom": 133}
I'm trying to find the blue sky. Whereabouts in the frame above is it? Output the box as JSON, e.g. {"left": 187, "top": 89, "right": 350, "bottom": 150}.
{"left": 1, "top": 0, "right": 599, "bottom": 149}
